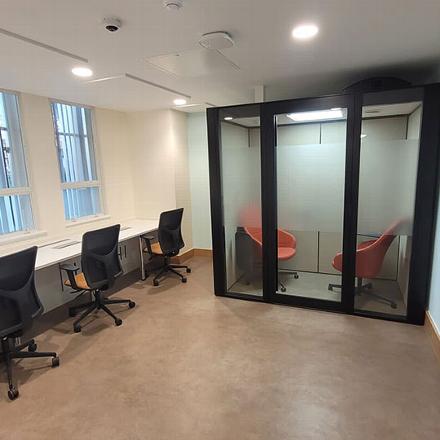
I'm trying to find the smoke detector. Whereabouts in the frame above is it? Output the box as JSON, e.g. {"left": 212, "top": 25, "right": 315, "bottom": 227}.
{"left": 163, "top": 0, "right": 184, "bottom": 10}
{"left": 199, "top": 32, "right": 234, "bottom": 50}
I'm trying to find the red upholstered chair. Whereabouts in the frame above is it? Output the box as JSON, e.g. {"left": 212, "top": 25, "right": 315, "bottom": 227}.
{"left": 244, "top": 227, "right": 299, "bottom": 292}
{"left": 328, "top": 224, "right": 398, "bottom": 308}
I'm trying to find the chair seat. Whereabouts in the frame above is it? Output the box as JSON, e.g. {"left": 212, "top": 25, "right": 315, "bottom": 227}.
{"left": 278, "top": 247, "right": 296, "bottom": 260}
{"left": 64, "top": 273, "right": 90, "bottom": 290}
{"left": 144, "top": 242, "right": 163, "bottom": 255}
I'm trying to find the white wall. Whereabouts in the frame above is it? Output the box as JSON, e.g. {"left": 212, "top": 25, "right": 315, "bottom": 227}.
{"left": 187, "top": 113, "right": 211, "bottom": 249}
{"left": 127, "top": 109, "right": 192, "bottom": 251}
{"left": 94, "top": 108, "right": 136, "bottom": 222}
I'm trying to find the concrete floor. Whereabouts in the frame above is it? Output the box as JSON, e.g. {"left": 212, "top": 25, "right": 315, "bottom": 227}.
{"left": 1, "top": 256, "right": 439, "bottom": 440}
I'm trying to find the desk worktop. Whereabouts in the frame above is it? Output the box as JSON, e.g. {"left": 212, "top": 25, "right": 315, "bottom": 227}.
{"left": 0, "top": 218, "right": 158, "bottom": 270}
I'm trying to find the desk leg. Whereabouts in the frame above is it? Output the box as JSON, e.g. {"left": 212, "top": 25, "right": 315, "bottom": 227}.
{"left": 139, "top": 237, "right": 146, "bottom": 281}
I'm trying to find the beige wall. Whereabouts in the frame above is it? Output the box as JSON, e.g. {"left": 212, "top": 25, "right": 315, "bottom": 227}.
{"left": 127, "top": 109, "right": 193, "bottom": 251}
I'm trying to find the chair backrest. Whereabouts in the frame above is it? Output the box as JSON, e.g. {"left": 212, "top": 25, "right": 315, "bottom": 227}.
{"left": 356, "top": 230, "right": 396, "bottom": 278}
{"left": 158, "top": 208, "right": 185, "bottom": 256}
{"left": 244, "top": 227, "right": 296, "bottom": 250}
{"left": 0, "top": 246, "right": 42, "bottom": 336}
{"left": 81, "top": 224, "right": 122, "bottom": 290}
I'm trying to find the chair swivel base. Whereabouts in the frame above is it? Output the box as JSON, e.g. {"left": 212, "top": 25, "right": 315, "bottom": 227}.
{"left": 69, "top": 290, "right": 135, "bottom": 333}
{"left": 278, "top": 269, "right": 299, "bottom": 292}
{"left": 1, "top": 337, "right": 59, "bottom": 400}
{"left": 328, "top": 279, "right": 397, "bottom": 309}
{"left": 152, "top": 263, "right": 191, "bottom": 286}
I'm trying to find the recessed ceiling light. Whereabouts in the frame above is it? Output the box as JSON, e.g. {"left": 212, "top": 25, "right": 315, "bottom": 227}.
{"left": 292, "top": 23, "right": 319, "bottom": 40}
{"left": 287, "top": 109, "right": 343, "bottom": 122}
{"left": 224, "top": 116, "right": 233, "bottom": 121}
{"left": 173, "top": 98, "right": 187, "bottom": 106}
{"left": 72, "top": 66, "right": 93, "bottom": 78}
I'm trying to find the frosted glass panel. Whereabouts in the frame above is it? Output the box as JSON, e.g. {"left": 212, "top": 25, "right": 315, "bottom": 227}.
{"left": 354, "top": 103, "right": 422, "bottom": 316}
{"left": 220, "top": 111, "right": 262, "bottom": 297}
{"left": 276, "top": 112, "right": 347, "bottom": 301}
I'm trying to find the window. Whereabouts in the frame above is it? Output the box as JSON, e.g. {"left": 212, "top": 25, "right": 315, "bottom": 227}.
{"left": 51, "top": 102, "right": 102, "bottom": 221}
{"left": 0, "top": 91, "right": 34, "bottom": 235}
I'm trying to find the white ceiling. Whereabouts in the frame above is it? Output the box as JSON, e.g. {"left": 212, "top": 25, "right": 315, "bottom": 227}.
{"left": 0, "top": 0, "right": 439, "bottom": 113}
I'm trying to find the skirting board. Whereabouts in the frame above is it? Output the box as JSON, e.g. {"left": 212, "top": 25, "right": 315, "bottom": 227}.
{"left": 425, "top": 311, "right": 440, "bottom": 363}
{"left": 172, "top": 248, "right": 212, "bottom": 263}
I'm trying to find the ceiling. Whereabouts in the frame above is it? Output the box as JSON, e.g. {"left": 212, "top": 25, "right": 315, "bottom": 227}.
{"left": 0, "top": 0, "right": 439, "bottom": 113}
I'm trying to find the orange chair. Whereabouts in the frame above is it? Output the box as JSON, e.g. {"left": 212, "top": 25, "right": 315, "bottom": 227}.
{"left": 328, "top": 225, "right": 397, "bottom": 308}
{"left": 245, "top": 227, "right": 299, "bottom": 292}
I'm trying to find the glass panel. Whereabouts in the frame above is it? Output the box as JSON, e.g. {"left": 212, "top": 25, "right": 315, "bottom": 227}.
{"left": 63, "top": 187, "right": 101, "bottom": 220}
{"left": 51, "top": 102, "right": 98, "bottom": 183}
{"left": 355, "top": 101, "right": 422, "bottom": 317}
{"left": 0, "top": 92, "right": 29, "bottom": 189}
{"left": 275, "top": 108, "right": 348, "bottom": 301}
{"left": 219, "top": 107, "right": 262, "bottom": 296}
{"left": 0, "top": 194, "right": 33, "bottom": 234}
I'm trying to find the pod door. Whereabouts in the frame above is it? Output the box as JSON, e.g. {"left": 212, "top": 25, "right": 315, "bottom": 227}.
{"left": 261, "top": 95, "right": 357, "bottom": 311}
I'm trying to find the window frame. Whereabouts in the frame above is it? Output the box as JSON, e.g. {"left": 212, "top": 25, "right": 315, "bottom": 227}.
{"left": 50, "top": 99, "right": 105, "bottom": 223}
{"left": 0, "top": 89, "right": 36, "bottom": 237}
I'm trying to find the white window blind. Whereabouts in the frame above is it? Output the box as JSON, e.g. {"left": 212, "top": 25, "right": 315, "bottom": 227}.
{"left": 0, "top": 92, "right": 34, "bottom": 234}
{"left": 51, "top": 102, "right": 102, "bottom": 220}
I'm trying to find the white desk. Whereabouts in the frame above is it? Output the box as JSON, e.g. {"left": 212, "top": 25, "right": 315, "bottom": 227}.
{"left": 35, "top": 219, "right": 158, "bottom": 277}
{"left": 0, "top": 218, "right": 158, "bottom": 313}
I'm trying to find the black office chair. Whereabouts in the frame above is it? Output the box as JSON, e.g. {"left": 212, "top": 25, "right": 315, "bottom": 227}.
{"left": 142, "top": 208, "right": 191, "bottom": 286}
{"left": 0, "top": 247, "right": 59, "bottom": 400}
{"left": 61, "top": 224, "right": 135, "bottom": 333}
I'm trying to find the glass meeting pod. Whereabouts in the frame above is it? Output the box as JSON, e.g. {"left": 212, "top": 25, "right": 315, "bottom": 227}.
{"left": 207, "top": 83, "right": 440, "bottom": 325}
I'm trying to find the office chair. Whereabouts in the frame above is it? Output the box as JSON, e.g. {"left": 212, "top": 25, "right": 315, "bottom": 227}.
{"left": 328, "top": 224, "right": 397, "bottom": 308}
{"left": 0, "top": 247, "right": 59, "bottom": 400}
{"left": 243, "top": 227, "right": 299, "bottom": 292}
{"left": 142, "top": 208, "right": 191, "bottom": 286}
{"left": 61, "top": 224, "right": 135, "bottom": 333}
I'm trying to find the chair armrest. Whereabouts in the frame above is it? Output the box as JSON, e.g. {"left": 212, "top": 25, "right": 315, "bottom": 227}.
{"left": 141, "top": 235, "right": 155, "bottom": 254}
{"left": 59, "top": 263, "right": 79, "bottom": 273}
{"left": 59, "top": 263, "right": 80, "bottom": 290}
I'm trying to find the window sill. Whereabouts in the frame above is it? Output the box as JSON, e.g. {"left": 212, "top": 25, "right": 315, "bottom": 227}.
{"left": 0, "top": 230, "right": 47, "bottom": 246}
{"left": 65, "top": 214, "right": 111, "bottom": 228}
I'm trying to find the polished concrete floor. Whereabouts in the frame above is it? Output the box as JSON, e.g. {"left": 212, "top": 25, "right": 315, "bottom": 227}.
{"left": 1, "top": 256, "right": 439, "bottom": 440}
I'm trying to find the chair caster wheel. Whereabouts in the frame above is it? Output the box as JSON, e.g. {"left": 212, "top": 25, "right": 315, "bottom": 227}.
{"left": 129, "top": 301, "right": 136, "bottom": 309}
{"left": 182, "top": 277, "right": 187, "bottom": 283}
{"left": 69, "top": 309, "right": 77, "bottom": 317}
{"left": 73, "top": 324, "right": 82, "bottom": 333}
{"left": 8, "top": 387, "right": 19, "bottom": 401}
{"left": 115, "top": 318, "right": 123, "bottom": 326}
{"left": 52, "top": 357, "right": 60, "bottom": 368}
{"left": 294, "top": 274, "right": 299, "bottom": 279}
{"left": 28, "top": 342, "right": 37, "bottom": 352}
{"left": 186, "top": 268, "right": 191, "bottom": 273}
{"left": 280, "top": 287, "right": 286, "bottom": 292}
{"left": 153, "top": 280, "right": 159, "bottom": 287}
